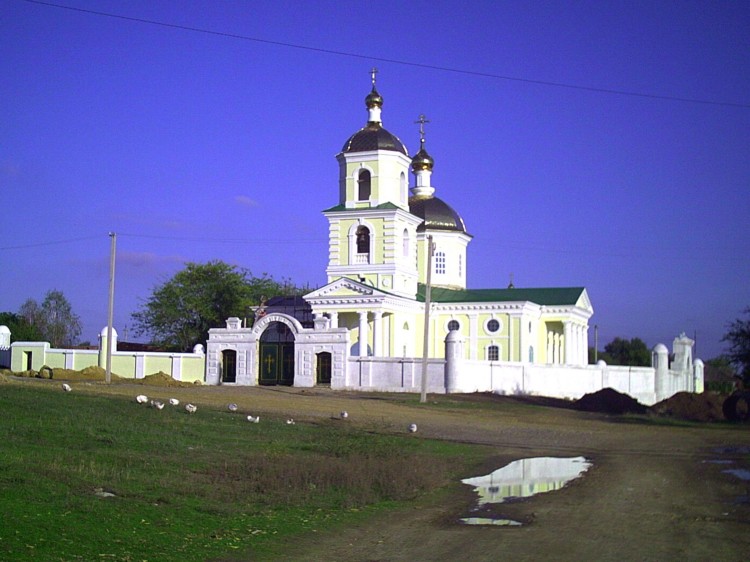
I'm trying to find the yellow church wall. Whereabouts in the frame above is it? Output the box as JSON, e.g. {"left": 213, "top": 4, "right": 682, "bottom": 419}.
{"left": 337, "top": 217, "right": 388, "bottom": 268}
{"left": 511, "top": 316, "right": 521, "bottom": 361}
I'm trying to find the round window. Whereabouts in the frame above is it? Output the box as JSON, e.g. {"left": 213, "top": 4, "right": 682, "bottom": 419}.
{"left": 447, "top": 320, "right": 460, "bottom": 332}
{"left": 487, "top": 319, "right": 500, "bottom": 333}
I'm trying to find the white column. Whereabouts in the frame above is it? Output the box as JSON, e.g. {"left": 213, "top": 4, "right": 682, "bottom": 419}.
{"left": 583, "top": 325, "right": 590, "bottom": 365}
{"left": 372, "top": 311, "right": 383, "bottom": 356}
{"left": 330, "top": 311, "right": 338, "bottom": 329}
{"left": 358, "top": 311, "right": 369, "bottom": 357}
{"left": 563, "top": 322, "right": 572, "bottom": 365}
{"left": 547, "top": 330, "right": 553, "bottom": 364}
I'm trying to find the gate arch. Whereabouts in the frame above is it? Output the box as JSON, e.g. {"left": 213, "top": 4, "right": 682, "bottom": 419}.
{"left": 254, "top": 314, "right": 301, "bottom": 386}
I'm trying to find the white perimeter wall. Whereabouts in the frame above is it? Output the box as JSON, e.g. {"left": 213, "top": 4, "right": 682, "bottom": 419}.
{"left": 344, "top": 357, "right": 446, "bottom": 393}
{"left": 344, "top": 357, "right": 695, "bottom": 406}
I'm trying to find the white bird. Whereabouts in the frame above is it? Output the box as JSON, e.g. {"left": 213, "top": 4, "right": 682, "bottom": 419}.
{"left": 168, "top": 398, "right": 179, "bottom": 406}
{"left": 61, "top": 383, "right": 72, "bottom": 392}
{"left": 136, "top": 394, "right": 148, "bottom": 404}
{"left": 340, "top": 411, "right": 349, "bottom": 419}
{"left": 286, "top": 418, "right": 295, "bottom": 425}
{"left": 150, "top": 400, "right": 165, "bottom": 410}
{"left": 408, "top": 423, "right": 418, "bottom": 433}
{"left": 247, "top": 415, "right": 260, "bottom": 423}
{"left": 185, "top": 403, "right": 197, "bottom": 414}
{"left": 227, "top": 403, "right": 238, "bottom": 412}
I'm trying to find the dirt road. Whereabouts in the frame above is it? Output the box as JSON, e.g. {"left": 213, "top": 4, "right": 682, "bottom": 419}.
{"left": 77, "top": 382, "right": 750, "bottom": 561}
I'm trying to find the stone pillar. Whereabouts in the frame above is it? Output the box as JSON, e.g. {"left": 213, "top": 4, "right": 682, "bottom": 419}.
{"left": 694, "top": 359, "right": 704, "bottom": 394}
{"left": 358, "top": 311, "right": 369, "bottom": 357}
{"left": 444, "top": 330, "right": 464, "bottom": 393}
{"left": 329, "top": 311, "right": 339, "bottom": 329}
{"left": 563, "top": 322, "right": 572, "bottom": 365}
{"left": 372, "top": 311, "right": 383, "bottom": 356}
{"left": 98, "top": 326, "right": 118, "bottom": 368}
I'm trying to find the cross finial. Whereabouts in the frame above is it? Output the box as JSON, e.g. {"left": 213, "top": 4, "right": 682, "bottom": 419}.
{"left": 370, "top": 67, "right": 378, "bottom": 86}
{"left": 415, "top": 114, "right": 430, "bottom": 144}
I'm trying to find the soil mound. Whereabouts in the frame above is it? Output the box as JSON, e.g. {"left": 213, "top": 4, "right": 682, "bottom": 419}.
{"left": 53, "top": 366, "right": 122, "bottom": 381}
{"left": 649, "top": 392, "right": 726, "bottom": 422}
{"left": 136, "top": 372, "right": 195, "bottom": 388}
{"left": 574, "top": 388, "right": 648, "bottom": 415}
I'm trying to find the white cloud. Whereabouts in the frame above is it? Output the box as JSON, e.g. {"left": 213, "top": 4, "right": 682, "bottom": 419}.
{"left": 235, "top": 195, "right": 259, "bottom": 208}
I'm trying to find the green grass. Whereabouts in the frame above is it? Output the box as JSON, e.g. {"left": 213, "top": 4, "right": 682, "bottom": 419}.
{"left": 0, "top": 384, "right": 481, "bottom": 561}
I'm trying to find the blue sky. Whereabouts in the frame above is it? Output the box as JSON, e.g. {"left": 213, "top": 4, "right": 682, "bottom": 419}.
{"left": 2, "top": 0, "right": 748, "bottom": 359}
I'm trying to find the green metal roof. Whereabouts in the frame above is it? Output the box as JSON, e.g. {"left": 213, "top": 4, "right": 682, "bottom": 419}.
{"left": 323, "top": 202, "right": 401, "bottom": 213}
{"left": 417, "top": 284, "right": 586, "bottom": 306}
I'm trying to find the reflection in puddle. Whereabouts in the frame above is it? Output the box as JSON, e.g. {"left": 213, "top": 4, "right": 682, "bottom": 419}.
{"left": 460, "top": 517, "right": 522, "bottom": 526}
{"left": 723, "top": 468, "right": 750, "bottom": 481}
{"left": 461, "top": 456, "right": 591, "bottom": 526}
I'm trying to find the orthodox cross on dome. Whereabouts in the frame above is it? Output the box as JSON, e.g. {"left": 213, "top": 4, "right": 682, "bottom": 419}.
{"left": 415, "top": 114, "right": 430, "bottom": 149}
{"left": 370, "top": 67, "right": 378, "bottom": 86}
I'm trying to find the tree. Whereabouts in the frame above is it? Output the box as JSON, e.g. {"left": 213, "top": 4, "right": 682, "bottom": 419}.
{"left": 703, "top": 355, "right": 736, "bottom": 382}
{"left": 0, "top": 312, "right": 43, "bottom": 342}
{"left": 131, "top": 260, "right": 302, "bottom": 352}
{"left": 18, "top": 290, "right": 82, "bottom": 347}
{"left": 601, "top": 337, "right": 651, "bottom": 367}
{"left": 723, "top": 307, "right": 750, "bottom": 385}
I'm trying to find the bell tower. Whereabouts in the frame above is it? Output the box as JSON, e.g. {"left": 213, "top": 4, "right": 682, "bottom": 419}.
{"left": 323, "top": 70, "right": 421, "bottom": 298}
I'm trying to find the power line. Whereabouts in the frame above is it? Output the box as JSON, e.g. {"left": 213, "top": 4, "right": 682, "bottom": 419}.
{"left": 0, "top": 235, "right": 102, "bottom": 250}
{"left": 22, "top": 0, "right": 750, "bottom": 109}
{"left": 118, "top": 233, "right": 326, "bottom": 244}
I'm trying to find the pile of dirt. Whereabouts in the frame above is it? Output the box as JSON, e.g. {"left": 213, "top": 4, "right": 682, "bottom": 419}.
{"left": 649, "top": 391, "right": 727, "bottom": 422}
{"left": 135, "top": 372, "right": 197, "bottom": 388}
{"left": 574, "top": 388, "right": 648, "bottom": 415}
{"left": 52, "top": 366, "right": 122, "bottom": 381}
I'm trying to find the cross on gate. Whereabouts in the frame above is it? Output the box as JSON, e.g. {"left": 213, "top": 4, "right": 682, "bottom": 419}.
{"left": 264, "top": 354, "right": 275, "bottom": 372}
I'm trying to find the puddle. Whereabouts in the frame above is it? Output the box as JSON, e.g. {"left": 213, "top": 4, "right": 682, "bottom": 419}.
{"left": 459, "top": 517, "right": 522, "bottom": 526}
{"left": 460, "top": 456, "right": 591, "bottom": 526}
{"left": 714, "top": 446, "right": 750, "bottom": 455}
{"left": 723, "top": 468, "right": 750, "bottom": 481}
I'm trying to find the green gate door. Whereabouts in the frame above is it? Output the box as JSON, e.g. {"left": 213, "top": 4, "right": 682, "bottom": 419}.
{"left": 316, "top": 352, "right": 332, "bottom": 384}
{"left": 259, "top": 322, "right": 295, "bottom": 386}
{"left": 221, "top": 349, "right": 237, "bottom": 383}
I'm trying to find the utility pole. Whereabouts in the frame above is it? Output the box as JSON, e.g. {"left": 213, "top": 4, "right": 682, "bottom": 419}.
{"left": 420, "top": 235, "right": 434, "bottom": 404}
{"left": 106, "top": 232, "right": 116, "bottom": 384}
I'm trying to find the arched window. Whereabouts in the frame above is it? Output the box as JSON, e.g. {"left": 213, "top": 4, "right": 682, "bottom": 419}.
{"left": 487, "top": 345, "right": 499, "bottom": 361}
{"left": 400, "top": 171, "right": 407, "bottom": 202}
{"left": 358, "top": 169, "right": 371, "bottom": 201}
{"left": 356, "top": 225, "right": 370, "bottom": 257}
{"left": 402, "top": 228, "right": 409, "bottom": 257}
{"left": 435, "top": 251, "right": 446, "bottom": 275}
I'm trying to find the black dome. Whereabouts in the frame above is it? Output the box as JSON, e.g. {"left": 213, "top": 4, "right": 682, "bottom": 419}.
{"left": 409, "top": 195, "right": 467, "bottom": 233}
{"left": 342, "top": 123, "right": 408, "bottom": 155}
